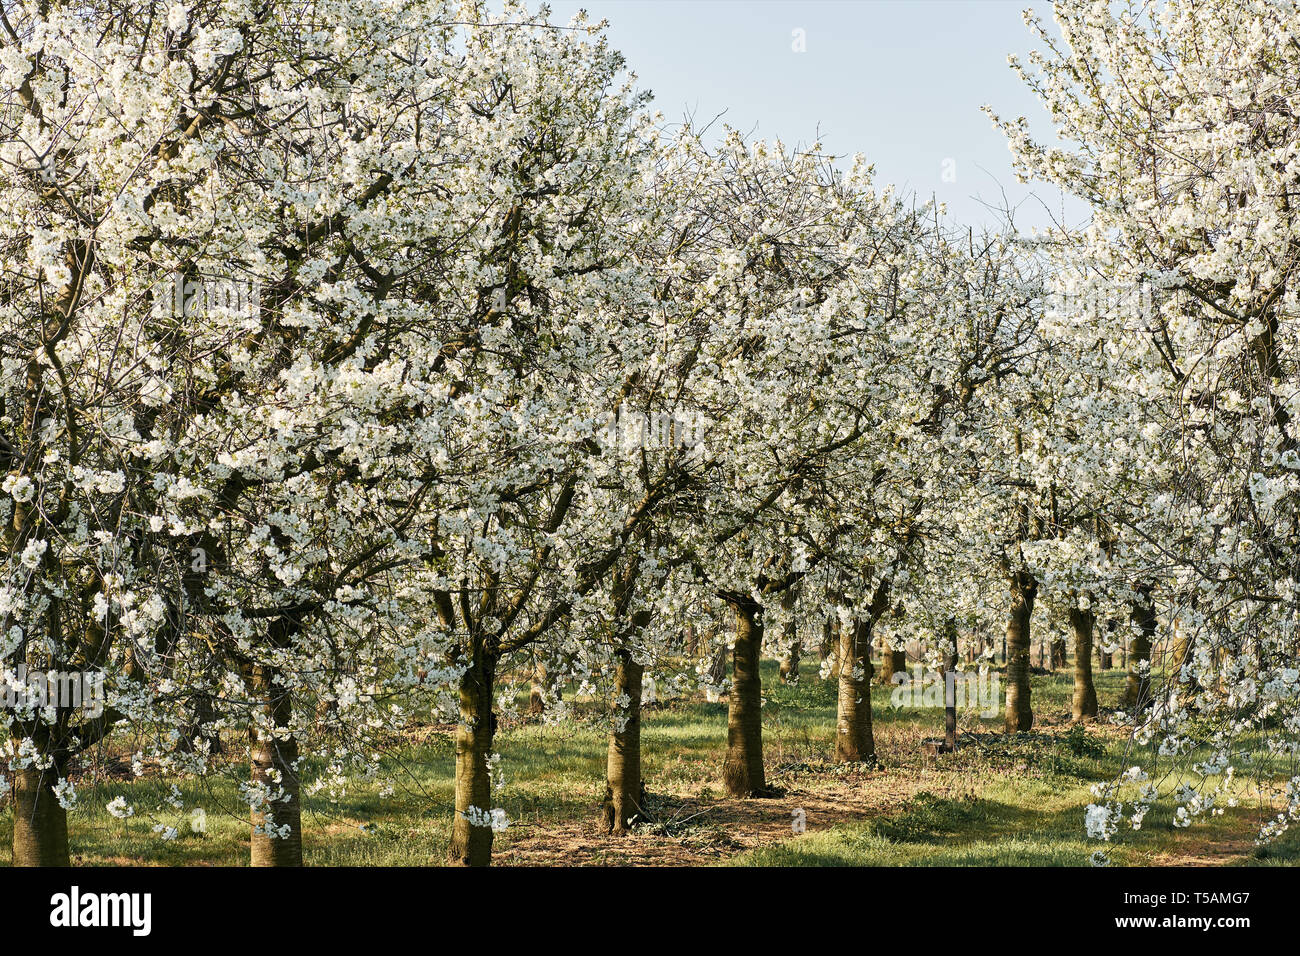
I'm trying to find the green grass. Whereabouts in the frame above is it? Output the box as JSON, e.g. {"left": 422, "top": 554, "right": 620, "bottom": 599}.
{"left": 1, "top": 658, "right": 1294, "bottom": 866}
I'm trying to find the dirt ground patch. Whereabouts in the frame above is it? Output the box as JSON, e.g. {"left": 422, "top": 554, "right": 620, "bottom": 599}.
{"left": 495, "top": 770, "right": 944, "bottom": 866}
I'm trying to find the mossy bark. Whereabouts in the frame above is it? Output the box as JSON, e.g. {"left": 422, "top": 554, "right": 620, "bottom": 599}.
{"left": 1169, "top": 622, "right": 1197, "bottom": 693}
{"left": 778, "top": 591, "right": 799, "bottom": 684}
{"left": 723, "top": 598, "right": 766, "bottom": 797}
{"left": 13, "top": 758, "right": 70, "bottom": 867}
{"left": 877, "top": 642, "right": 906, "bottom": 686}
{"left": 601, "top": 648, "right": 645, "bottom": 833}
{"left": 1069, "top": 603, "right": 1098, "bottom": 720}
{"left": 835, "top": 618, "right": 876, "bottom": 763}
{"left": 1121, "top": 590, "right": 1156, "bottom": 712}
{"left": 248, "top": 663, "right": 303, "bottom": 867}
{"left": 449, "top": 653, "right": 497, "bottom": 866}
{"left": 942, "top": 620, "right": 959, "bottom": 751}
{"left": 528, "top": 657, "right": 546, "bottom": 716}
{"left": 1050, "top": 636, "right": 1067, "bottom": 670}
{"left": 1004, "top": 569, "right": 1037, "bottom": 732}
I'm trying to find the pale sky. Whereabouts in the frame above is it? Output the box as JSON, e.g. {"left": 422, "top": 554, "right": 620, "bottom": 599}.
{"left": 544, "top": 0, "right": 1089, "bottom": 232}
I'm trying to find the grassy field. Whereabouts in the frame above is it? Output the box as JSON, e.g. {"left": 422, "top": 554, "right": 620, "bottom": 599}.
{"left": 2, "top": 660, "right": 1296, "bottom": 866}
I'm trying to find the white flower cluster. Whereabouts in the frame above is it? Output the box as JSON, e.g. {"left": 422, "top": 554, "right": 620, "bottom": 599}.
{"left": 2, "top": 0, "right": 1298, "bottom": 869}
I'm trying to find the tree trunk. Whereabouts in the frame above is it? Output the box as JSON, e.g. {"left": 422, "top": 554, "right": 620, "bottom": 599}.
{"left": 779, "top": 645, "right": 800, "bottom": 684}
{"left": 723, "top": 598, "right": 766, "bottom": 797}
{"left": 1004, "top": 569, "right": 1037, "bottom": 732}
{"left": 1169, "top": 621, "right": 1197, "bottom": 692}
{"left": 778, "top": 591, "right": 799, "bottom": 684}
{"left": 943, "top": 621, "right": 959, "bottom": 752}
{"left": 1069, "top": 603, "right": 1098, "bottom": 720}
{"left": 528, "top": 657, "right": 546, "bottom": 717}
{"left": 12, "top": 760, "right": 70, "bottom": 867}
{"left": 190, "top": 691, "right": 225, "bottom": 755}
{"left": 823, "top": 618, "right": 842, "bottom": 679}
{"left": 684, "top": 623, "right": 699, "bottom": 658}
{"left": 1098, "top": 619, "right": 1114, "bottom": 669}
{"left": 706, "top": 640, "right": 728, "bottom": 687}
{"left": 449, "top": 652, "right": 497, "bottom": 866}
{"left": 1121, "top": 590, "right": 1156, "bottom": 712}
{"left": 1050, "top": 636, "right": 1067, "bottom": 670}
{"left": 248, "top": 663, "right": 303, "bottom": 867}
{"left": 835, "top": 618, "right": 876, "bottom": 763}
{"left": 876, "top": 638, "right": 906, "bottom": 685}
{"left": 601, "top": 648, "right": 645, "bottom": 833}
{"left": 878, "top": 647, "right": 906, "bottom": 685}
{"left": 818, "top": 618, "right": 834, "bottom": 664}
